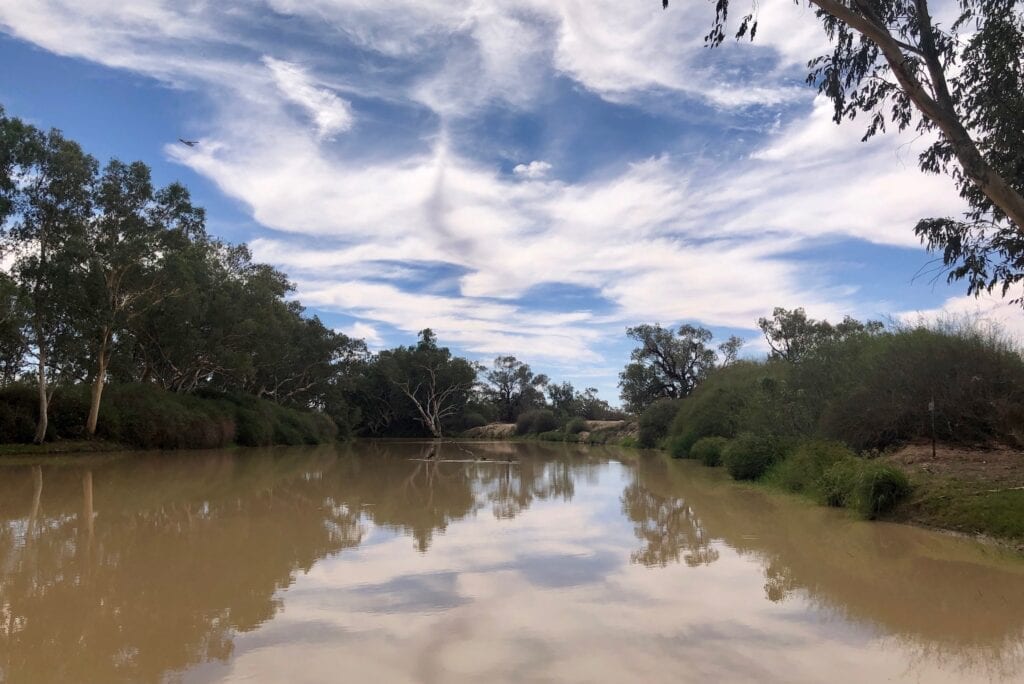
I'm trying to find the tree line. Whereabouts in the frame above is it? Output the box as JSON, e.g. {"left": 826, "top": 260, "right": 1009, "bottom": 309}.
{"left": 0, "top": 106, "right": 623, "bottom": 445}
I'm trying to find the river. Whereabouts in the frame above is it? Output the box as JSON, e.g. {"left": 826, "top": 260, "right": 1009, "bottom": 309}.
{"left": 1, "top": 440, "right": 1022, "bottom": 683}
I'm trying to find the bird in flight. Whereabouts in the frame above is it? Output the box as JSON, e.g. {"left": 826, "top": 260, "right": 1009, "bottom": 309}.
{"left": 178, "top": 138, "right": 199, "bottom": 147}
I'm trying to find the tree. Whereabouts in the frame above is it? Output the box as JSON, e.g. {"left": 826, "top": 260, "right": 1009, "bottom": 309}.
{"left": 378, "top": 329, "right": 479, "bottom": 438}
{"left": 662, "top": 0, "right": 1024, "bottom": 297}
{"left": 1, "top": 116, "right": 96, "bottom": 442}
{"left": 482, "top": 355, "right": 549, "bottom": 422}
{"left": 80, "top": 160, "right": 207, "bottom": 434}
{"left": 757, "top": 307, "right": 882, "bottom": 362}
{"left": 619, "top": 324, "right": 738, "bottom": 413}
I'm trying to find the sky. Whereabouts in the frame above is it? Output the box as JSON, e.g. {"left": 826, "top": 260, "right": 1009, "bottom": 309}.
{"left": 1, "top": 0, "right": 1022, "bottom": 404}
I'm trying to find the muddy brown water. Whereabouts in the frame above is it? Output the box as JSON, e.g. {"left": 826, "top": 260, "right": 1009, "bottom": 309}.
{"left": 1, "top": 440, "right": 1022, "bottom": 683}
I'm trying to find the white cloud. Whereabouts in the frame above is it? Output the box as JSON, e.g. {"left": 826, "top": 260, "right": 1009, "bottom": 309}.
{"left": 513, "top": 161, "right": 552, "bottom": 179}
{"left": 896, "top": 286, "right": 1024, "bottom": 345}
{"left": 340, "top": 321, "right": 384, "bottom": 347}
{"left": 263, "top": 56, "right": 354, "bottom": 138}
{"left": 0, "top": 0, "right": 982, "bottom": 377}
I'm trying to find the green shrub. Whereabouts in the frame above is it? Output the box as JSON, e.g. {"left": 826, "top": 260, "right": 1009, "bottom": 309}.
{"left": 460, "top": 411, "right": 488, "bottom": 431}
{"left": 537, "top": 429, "right": 566, "bottom": 441}
{"left": 0, "top": 385, "right": 40, "bottom": 443}
{"left": 770, "top": 440, "right": 855, "bottom": 493}
{"left": 690, "top": 436, "right": 728, "bottom": 467}
{"left": 666, "top": 434, "right": 689, "bottom": 458}
{"left": 722, "top": 433, "right": 790, "bottom": 480}
{"left": 516, "top": 409, "right": 559, "bottom": 435}
{"left": 619, "top": 436, "right": 638, "bottom": 448}
{"left": 669, "top": 362, "right": 790, "bottom": 453}
{"left": 565, "top": 417, "right": 588, "bottom": 434}
{"left": 638, "top": 398, "right": 682, "bottom": 448}
{"left": 819, "top": 458, "right": 861, "bottom": 508}
{"left": 853, "top": 461, "right": 912, "bottom": 519}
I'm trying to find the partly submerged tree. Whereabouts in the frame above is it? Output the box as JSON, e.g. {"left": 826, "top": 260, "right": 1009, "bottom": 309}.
{"left": 378, "top": 329, "right": 479, "bottom": 438}
{"left": 619, "top": 324, "right": 742, "bottom": 413}
{"left": 662, "top": 0, "right": 1024, "bottom": 297}
{"left": 482, "top": 355, "right": 549, "bottom": 422}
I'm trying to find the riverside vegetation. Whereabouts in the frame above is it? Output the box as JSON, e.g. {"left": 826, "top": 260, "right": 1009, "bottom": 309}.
{"left": 2, "top": 106, "right": 1022, "bottom": 547}
{"left": 630, "top": 311, "right": 1024, "bottom": 546}
{"left": 0, "top": 106, "right": 622, "bottom": 451}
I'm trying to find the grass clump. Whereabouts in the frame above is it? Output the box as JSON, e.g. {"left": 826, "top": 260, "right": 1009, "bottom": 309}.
{"left": 769, "top": 440, "right": 855, "bottom": 494}
{"left": 516, "top": 409, "right": 559, "bottom": 435}
{"left": 689, "top": 436, "right": 728, "bottom": 467}
{"left": 817, "top": 457, "right": 912, "bottom": 518}
{"left": 722, "top": 433, "right": 790, "bottom": 480}
{"left": 853, "top": 460, "right": 912, "bottom": 519}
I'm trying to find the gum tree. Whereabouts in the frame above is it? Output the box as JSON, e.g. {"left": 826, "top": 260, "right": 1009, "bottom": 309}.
{"left": 662, "top": 0, "right": 1024, "bottom": 296}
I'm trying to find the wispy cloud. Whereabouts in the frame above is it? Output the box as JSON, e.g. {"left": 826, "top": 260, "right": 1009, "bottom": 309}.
{"left": 1, "top": 0, "right": 1006, "bottom": 389}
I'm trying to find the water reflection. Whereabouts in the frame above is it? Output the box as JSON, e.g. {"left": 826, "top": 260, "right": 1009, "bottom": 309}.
{"left": 0, "top": 441, "right": 1021, "bottom": 683}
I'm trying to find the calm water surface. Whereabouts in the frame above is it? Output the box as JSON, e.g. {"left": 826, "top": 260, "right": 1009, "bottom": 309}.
{"left": 1, "top": 440, "right": 1023, "bottom": 683}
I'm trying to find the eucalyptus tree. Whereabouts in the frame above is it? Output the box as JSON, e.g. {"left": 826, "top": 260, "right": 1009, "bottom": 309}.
{"left": 378, "top": 329, "right": 479, "bottom": 438}
{"left": 757, "top": 307, "right": 883, "bottom": 362}
{"left": 619, "top": 324, "right": 742, "bottom": 413}
{"left": 0, "top": 274, "right": 28, "bottom": 385}
{"left": 0, "top": 114, "right": 95, "bottom": 442}
{"left": 482, "top": 355, "right": 549, "bottom": 422}
{"left": 80, "top": 160, "right": 206, "bottom": 434}
{"left": 662, "top": 0, "right": 1024, "bottom": 296}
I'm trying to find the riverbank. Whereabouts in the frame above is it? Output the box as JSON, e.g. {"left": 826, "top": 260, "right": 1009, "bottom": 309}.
{"left": 462, "top": 419, "right": 640, "bottom": 445}
{"left": 715, "top": 439, "right": 1024, "bottom": 553}
{"left": 462, "top": 421, "right": 1024, "bottom": 552}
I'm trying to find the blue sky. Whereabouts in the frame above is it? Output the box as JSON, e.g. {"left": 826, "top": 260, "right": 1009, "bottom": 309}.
{"left": 2, "top": 0, "right": 1020, "bottom": 404}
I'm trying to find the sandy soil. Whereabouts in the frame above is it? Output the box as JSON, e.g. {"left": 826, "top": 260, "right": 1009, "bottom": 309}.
{"left": 883, "top": 441, "right": 1024, "bottom": 489}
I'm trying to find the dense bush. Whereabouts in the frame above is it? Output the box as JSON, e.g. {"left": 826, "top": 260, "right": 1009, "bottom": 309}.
{"left": 769, "top": 440, "right": 855, "bottom": 493}
{"left": 722, "top": 433, "right": 791, "bottom": 480}
{"left": 515, "top": 409, "right": 559, "bottom": 435}
{"left": 637, "top": 398, "right": 682, "bottom": 448}
{"left": 565, "top": 417, "right": 589, "bottom": 434}
{"left": 666, "top": 321, "right": 1024, "bottom": 454}
{"left": 667, "top": 434, "right": 689, "bottom": 458}
{"left": 0, "top": 382, "right": 338, "bottom": 449}
{"left": 0, "top": 385, "right": 42, "bottom": 443}
{"left": 689, "top": 436, "right": 729, "bottom": 467}
{"left": 819, "top": 322, "right": 1024, "bottom": 449}
{"left": 669, "top": 362, "right": 789, "bottom": 454}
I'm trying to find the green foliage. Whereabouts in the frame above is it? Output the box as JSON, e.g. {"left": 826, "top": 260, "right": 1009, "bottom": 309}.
{"left": 819, "top": 320, "right": 1024, "bottom": 450}
{"left": 537, "top": 430, "right": 567, "bottom": 442}
{"left": 515, "top": 408, "right": 559, "bottom": 435}
{"left": 618, "top": 324, "right": 736, "bottom": 413}
{"left": 817, "top": 457, "right": 912, "bottom": 519}
{"left": 689, "top": 436, "right": 729, "bottom": 467}
{"left": 637, "top": 397, "right": 682, "bottom": 448}
{"left": 0, "top": 383, "right": 336, "bottom": 449}
{"left": 666, "top": 434, "right": 689, "bottom": 458}
{"left": 0, "top": 385, "right": 40, "bottom": 443}
{"left": 853, "top": 461, "right": 913, "bottom": 520}
{"left": 769, "top": 440, "right": 856, "bottom": 493}
{"left": 722, "top": 433, "right": 790, "bottom": 481}
{"left": 819, "top": 459, "right": 862, "bottom": 508}
{"left": 669, "top": 361, "right": 788, "bottom": 452}
{"left": 565, "top": 417, "right": 588, "bottom": 434}
{"left": 665, "top": 0, "right": 1024, "bottom": 298}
